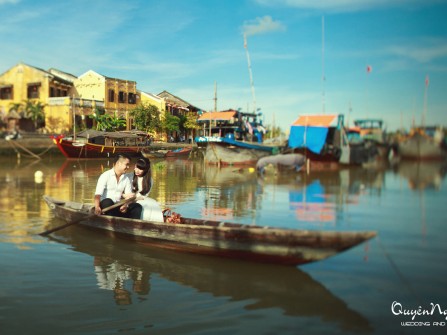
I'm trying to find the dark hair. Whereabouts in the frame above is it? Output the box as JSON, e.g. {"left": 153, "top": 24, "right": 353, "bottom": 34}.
{"left": 132, "top": 157, "right": 152, "bottom": 195}
{"left": 113, "top": 153, "right": 131, "bottom": 165}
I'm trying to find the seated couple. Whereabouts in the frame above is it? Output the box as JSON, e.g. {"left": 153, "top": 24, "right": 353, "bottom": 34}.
{"left": 94, "top": 154, "right": 164, "bottom": 222}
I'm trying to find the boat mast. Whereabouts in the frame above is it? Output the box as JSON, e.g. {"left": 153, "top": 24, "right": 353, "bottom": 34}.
{"left": 321, "top": 16, "right": 326, "bottom": 114}
{"left": 209, "top": 81, "right": 217, "bottom": 136}
{"left": 244, "top": 33, "right": 256, "bottom": 114}
{"left": 72, "top": 94, "right": 76, "bottom": 141}
{"left": 422, "top": 75, "right": 429, "bottom": 127}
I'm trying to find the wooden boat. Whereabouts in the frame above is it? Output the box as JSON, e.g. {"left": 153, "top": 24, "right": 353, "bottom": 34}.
{"left": 43, "top": 195, "right": 377, "bottom": 266}
{"left": 165, "top": 147, "right": 193, "bottom": 158}
{"left": 353, "top": 119, "right": 391, "bottom": 160}
{"left": 398, "top": 126, "right": 446, "bottom": 160}
{"left": 142, "top": 149, "right": 167, "bottom": 159}
{"left": 51, "top": 129, "right": 151, "bottom": 159}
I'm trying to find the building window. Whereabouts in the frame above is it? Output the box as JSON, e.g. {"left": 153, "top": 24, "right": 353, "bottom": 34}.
{"left": 118, "top": 91, "right": 126, "bottom": 103}
{"left": 27, "top": 83, "right": 41, "bottom": 99}
{"left": 128, "top": 92, "right": 136, "bottom": 104}
{"left": 0, "top": 86, "right": 13, "bottom": 100}
{"left": 108, "top": 89, "right": 115, "bottom": 102}
{"left": 50, "top": 87, "right": 55, "bottom": 97}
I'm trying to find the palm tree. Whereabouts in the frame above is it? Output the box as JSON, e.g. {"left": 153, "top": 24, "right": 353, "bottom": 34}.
{"left": 8, "top": 102, "right": 23, "bottom": 115}
{"left": 20, "top": 99, "right": 46, "bottom": 129}
{"left": 22, "top": 99, "right": 46, "bottom": 130}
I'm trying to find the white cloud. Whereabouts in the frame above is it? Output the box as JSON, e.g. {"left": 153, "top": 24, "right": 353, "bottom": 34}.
{"left": 254, "top": 0, "right": 442, "bottom": 12}
{"left": 0, "top": 0, "right": 20, "bottom": 5}
{"left": 242, "top": 16, "right": 286, "bottom": 37}
{"left": 387, "top": 43, "right": 447, "bottom": 63}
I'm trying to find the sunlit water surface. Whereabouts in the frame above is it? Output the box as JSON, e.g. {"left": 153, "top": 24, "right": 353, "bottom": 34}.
{"left": 1, "top": 156, "right": 446, "bottom": 334}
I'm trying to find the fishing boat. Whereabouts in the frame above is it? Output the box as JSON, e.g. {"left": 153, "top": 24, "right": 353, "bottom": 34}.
{"left": 142, "top": 150, "right": 167, "bottom": 159}
{"left": 353, "top": 119, "right": 391, "bottom": 160}
{"left": 288, "top": 114, "right": 377, "bottom": 165}
{"left": 51, "top": 129, "right": 151, "bottom": 159}
{"left": 195, "top": 109, "right": 276, "bottom": 165}
{"left": 398, "top": 126, "right": 446, "bottom": 160}
{"left": 43, "top": 195, "right": 376, "bottom": 266}
{"left": 203, "top": 136, "right": 277, "bottom": 166}
{"left": 165, "top": 147, "right": 193, "bottom": 158}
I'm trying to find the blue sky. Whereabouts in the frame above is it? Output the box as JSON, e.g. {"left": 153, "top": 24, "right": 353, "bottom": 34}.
{"left": 1, "top": 0, "right": 446, "bottom": 132}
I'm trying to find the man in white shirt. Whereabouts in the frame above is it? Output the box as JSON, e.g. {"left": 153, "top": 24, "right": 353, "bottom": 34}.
{"left": 94, "top": 154, "right": 142, "bottom": 219}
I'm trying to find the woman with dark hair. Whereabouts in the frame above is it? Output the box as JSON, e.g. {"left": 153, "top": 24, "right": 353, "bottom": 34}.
{"left": 131, "top": 157, "right": 164, "bottom": 222}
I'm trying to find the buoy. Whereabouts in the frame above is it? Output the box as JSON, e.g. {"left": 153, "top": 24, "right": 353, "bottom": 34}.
{"left": 34, "top": 170, "right": 43, "bottom": 184}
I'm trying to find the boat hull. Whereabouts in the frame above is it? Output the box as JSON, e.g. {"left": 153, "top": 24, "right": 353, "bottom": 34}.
{"left": 204, "top": 143, "right": 273, "bottom": 166}
{"left": 398, "top": 133, "right": 446, "bottom": 160}
{"left": 51, "top": 135, "right": 148, "bottom": 158}
{"left": 165, "top": 147, "right": 193, "bottom": 158}
{"left": 43, "top": 196, "right": 376, "bottom": 266}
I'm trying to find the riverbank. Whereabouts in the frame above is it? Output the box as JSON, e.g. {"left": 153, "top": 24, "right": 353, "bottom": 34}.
{"left": 0, "top": 135, "right": 196, "bottom": 158}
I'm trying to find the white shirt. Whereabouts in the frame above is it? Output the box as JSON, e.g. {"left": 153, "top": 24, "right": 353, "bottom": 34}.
{"left": 95, "top": 168, "right": 132, "bottom": 202}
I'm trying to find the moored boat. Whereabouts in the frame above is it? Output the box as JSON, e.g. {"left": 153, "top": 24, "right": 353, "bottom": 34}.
{"left": 288, "top": 114, "right": 377, "bottom": 165}
{"left": 203, "top": 136, "right": 277, "bottom": 166}
{"left": 165, "top": 147, "right": 193, "bottom": 158}
{"left": 353, "top": 119, "right": 391, "bottom": 160}
{"left": 51, "top": 129, "right": 151, "bottom": 159}
{"left": 43, "top": 195, "right": 377, "bottom": 266}
{"left": 398, "top": 126, "right": 447, "bottom": 160}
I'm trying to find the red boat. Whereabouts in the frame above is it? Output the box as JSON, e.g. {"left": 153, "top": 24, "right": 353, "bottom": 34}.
{"left": 165, "top": 147, "right": 193, "bottom": 158}
{"left": 51, "top": 130, "right": 151, "bottom": 159}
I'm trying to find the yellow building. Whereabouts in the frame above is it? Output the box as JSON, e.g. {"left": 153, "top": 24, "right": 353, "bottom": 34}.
{"left": 139, "top": 90, "right": 165, "bottom": 111}
{"left": 0, "top": 62, "right": 76, "bottom": 133}
{"left": 74, "top": 70, "right": 137, "bottom": 130}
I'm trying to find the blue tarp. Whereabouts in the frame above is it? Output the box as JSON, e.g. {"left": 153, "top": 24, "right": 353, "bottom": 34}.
{"left": 288, "top": 126, "right": 329, "bottom": 154}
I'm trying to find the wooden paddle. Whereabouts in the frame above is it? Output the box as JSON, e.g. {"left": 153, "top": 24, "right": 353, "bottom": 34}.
{"left": 39, "top": 196, "right": 136, "bottom": 236}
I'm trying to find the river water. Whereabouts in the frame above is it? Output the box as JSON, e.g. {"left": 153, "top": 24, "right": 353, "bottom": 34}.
{"left": 0, "top": 155, "right": 446, "bottom": 334}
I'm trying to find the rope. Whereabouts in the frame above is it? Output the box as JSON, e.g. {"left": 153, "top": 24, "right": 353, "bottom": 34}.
{"left": 5, "top": 139, "right": 54, "bottom": 159}
{"left": 6, "top": 140, "right": 41, "bottom": 160}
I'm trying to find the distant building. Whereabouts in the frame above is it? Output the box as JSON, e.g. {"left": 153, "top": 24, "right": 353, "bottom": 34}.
{"left": 74, "top": 70, "right": 137, "bottom": 130}
{"left": 0, "top": 62, "right": 76, "bottom": 133}
{"left": 0, "top": 62, "right": 203, "bottom": 138}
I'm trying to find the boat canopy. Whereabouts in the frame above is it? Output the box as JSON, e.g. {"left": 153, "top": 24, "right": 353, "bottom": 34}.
{"left": 288, "top": 114, "right": 340, "bottom": 154}
{"left": 198, "top": 111, "right": 237, "bottom": 122}
{"left": 75, "top": 129, "right": 146, "bottom": 139}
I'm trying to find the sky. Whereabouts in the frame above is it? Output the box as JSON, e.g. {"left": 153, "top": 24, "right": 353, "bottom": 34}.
{"left": 1, "top": 0, "right": 446, "bottom": 132}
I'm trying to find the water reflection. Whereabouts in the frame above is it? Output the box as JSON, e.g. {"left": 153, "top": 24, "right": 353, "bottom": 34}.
{"left": 256, "top": 167, "right": 386, "bottom": 226}
{"left": 394, "top": 161, "right": 447, "bottom": 190}
{"left": 49, "top": 225, "right": 372, "bottom": 333}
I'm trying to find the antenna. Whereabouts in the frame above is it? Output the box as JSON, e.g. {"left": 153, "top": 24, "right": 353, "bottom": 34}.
{"left": 244, "top": 33, "right": 256, "bottom": 114}
{"left": 322, "top": 16, "right": 326, "bottom": 114}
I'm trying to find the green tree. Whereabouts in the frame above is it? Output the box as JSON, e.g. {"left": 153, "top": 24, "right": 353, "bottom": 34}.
{"left": 163, "top": 111, "right": 180, "bottom": 134}
{"left": 89, "top": 107, "right": 112, "bottom": 131}
{"left": 22, "top": 99, "right": 46, "bottom": 129}
{"left": 107, "top": 115, "right": 126, "bottom": 131}
{"left": 182, "top": 111, "right": 200, "bottom": 141}
{"left": 8, "top": 102, "right": 23, "bottom": 114}
{"left": 129, "top": 103, "right": 162, "bottom": 133}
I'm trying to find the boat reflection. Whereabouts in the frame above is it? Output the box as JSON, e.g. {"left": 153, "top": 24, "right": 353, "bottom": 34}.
{"left": 49, "top": 226, "right": 372, "bottom": 333}
{"left": 395, "top": 160, "right": 447, "bottom": 190}
{"left": 257, "top": 167, "right": 385, "bottom": 225}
